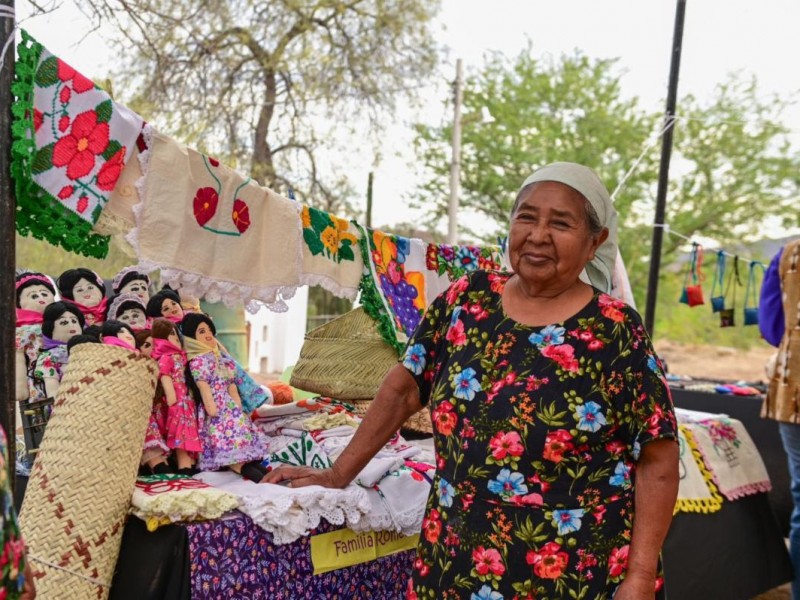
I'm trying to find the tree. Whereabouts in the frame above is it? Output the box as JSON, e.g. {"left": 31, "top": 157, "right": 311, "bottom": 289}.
{"left": 75, "top": 0, "right": 441, "bottom": 215}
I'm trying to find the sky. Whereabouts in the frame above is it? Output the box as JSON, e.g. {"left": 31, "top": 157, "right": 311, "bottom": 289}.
{"left": 14, "top": 0, "right": 800, "bottom": 239}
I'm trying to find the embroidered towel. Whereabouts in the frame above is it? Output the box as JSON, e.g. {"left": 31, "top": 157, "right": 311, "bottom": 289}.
{"left": 12, "top": 30, "right": 144, "bottom": 258}
{"left": 131, "top": 131, "right": 303, "bottom": 311}
{"left": 687, "top": 418, "right": 771, "bottom": 500}
{"left": 299, "top": 205, "right": 363, "bottom": 300}
{"left": 352, "top": 466, "right": 431, "bottom": 535}
{"left": 675, "top": 425, "right": 723, "bottom": 514}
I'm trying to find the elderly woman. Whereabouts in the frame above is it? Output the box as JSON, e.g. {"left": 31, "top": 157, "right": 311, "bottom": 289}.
{"left": 267, "top": 162, "right": 679, "bottom": 599}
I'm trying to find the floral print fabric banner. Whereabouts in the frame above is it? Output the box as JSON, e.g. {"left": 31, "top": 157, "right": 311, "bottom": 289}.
{"left": 12, "top": 30, "right": 144, "bottom": 258}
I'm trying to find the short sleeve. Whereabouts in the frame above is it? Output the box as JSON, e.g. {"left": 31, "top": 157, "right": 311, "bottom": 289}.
{"left": 190, "top": 355, "right": 212, "bottom": 383}
{"left": 759, "top": 247, "right": 784, "bottom": 347}
{"left": 400, "top": 277, "right": 466, "bottom": 406}
{"left": 157, "top": 355, "right": 174, "bottom": 378}
{"left": 618, "top": 314, "right": 678, "bottom": 455}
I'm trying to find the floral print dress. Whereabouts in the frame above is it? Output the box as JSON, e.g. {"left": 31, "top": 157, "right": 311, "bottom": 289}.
{"left": 190, "top": 353, "right": 269, "bottom": 470}
{"left": 0, "top": 426, "right": 27, "bottom": 598}
{"left": 32, "top": 345, "right": 69, "bottom": 400}
{"left": 159, "top": 353, "right": 202, "bottom": 454}
{"left": 402, "top": 271, "right": 677, "bottom": 600}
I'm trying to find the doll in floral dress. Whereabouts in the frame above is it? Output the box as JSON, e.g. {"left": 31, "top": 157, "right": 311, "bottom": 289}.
{"left": 56, "top": 268, "right": 108, "bottom": 327}
{"left": 182, "top": 313, "right": 268, "bottom": 482}
{"left": 135, "top": 329, "right": 171, "bottom": 475}
{"left": 15, "top": 272, "right": 56, "bottom": 402}
{"left": 34, "top": 302, "right": 85, "bottom": 400}
{"left": 151, "top": 318, "right": 202, "bottom": 474}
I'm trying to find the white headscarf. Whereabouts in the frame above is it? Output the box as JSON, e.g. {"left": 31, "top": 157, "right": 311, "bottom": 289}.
{"left": 517, "top": 162, "right": 618, "bottom": 293}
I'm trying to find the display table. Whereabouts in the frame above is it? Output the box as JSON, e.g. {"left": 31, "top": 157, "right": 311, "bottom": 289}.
{"left": 109, "top": 513, "right": 414, "bottom": 599}
{"left": 671, "top": 387, "right": 792, "bottom": 532}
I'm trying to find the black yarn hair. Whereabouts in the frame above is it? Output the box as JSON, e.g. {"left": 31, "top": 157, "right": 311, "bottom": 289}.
{"left": 56, "top": 268, "right": 106, "bottom": 300}
{"left": 67, "top": 334, "right": 99, "bottom": 354}
{"left": 82, "top": 325, "right": 102, "bottom": 340}
{"left": 41, "top": 301, "right": 85, "bottom": 338}
{"left": 15, "top": 272, "right": 56, "bottom": 308}
{"left": 101, "top": 320, "right": 135, "bottom": 340}
{"left": 146, "top": 289, "right": 182, "bottom": 318}
{"left": 181, "top": 312, "right": 216, "bottom": 339}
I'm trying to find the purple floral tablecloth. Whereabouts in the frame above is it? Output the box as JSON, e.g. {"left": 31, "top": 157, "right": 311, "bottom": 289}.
{"left": 186, "top": 512, "right": 415, "bottom": 599}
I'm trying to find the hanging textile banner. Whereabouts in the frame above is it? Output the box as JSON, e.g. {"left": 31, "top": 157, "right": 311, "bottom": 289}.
{"left": 11, "top": 30, "right": 144, "bottom": 258}
{"left": 130, "top": 130, "right": 303, "bottom": 312}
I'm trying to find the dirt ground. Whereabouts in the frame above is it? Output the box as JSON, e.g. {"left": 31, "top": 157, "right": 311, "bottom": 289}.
{"left": 654, "top": 339, "right": 775, "bottom": 383}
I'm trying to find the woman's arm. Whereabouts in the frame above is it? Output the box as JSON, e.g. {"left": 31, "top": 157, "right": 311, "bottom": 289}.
{"left": 196, "top": 381, "right": 218, "bottom": 417}
{"left": 263, "top": 364, "right": 422, "bottom": 488}
{"left": 614, "top": 438, "right": 679, "bottom": 599}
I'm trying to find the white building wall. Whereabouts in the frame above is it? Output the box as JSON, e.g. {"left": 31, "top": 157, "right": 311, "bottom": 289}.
{"left": 246, "top": 286, "right": 309, "bottom": 375}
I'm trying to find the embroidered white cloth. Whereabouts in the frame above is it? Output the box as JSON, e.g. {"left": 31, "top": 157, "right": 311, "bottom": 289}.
{"left": 354, "top": 456, "right": 405, "bottom": 488}
{"left": 687, "top": 418, "right": 771, "bottom": 500}
{"left": 196, "top": 470, "right": 371, "bottom": 544}
{"left": 131, "top": 131, "right": 303, "bottom": 312}
{"left": 351, "top": 466, "right": 431, "bottom": 535}
{"left": 675, "top": 426, "right": 720, "bottom": 513}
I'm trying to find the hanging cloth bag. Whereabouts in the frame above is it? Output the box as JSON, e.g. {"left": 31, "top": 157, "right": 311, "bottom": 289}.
{"left": 743, "top": 260, "right": 765, "bottom": 326}
{"left": 709, "top": 251, "right": 727, "bottom": 313}
{"left": 719, "top": 256, "right": 741, "bottom": 328}
{"left": 679, "top": 242, "right": 705, "bottom": 307}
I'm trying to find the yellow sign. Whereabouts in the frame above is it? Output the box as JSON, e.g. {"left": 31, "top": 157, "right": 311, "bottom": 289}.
{"left": 309, "top": 528, "right": 420, "bottom": 574}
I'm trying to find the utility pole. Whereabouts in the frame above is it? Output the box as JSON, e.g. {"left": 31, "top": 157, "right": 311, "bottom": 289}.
{"left": 644, "top": 0, "right": 687, "bottom": 337}
{"left": 0, "top": 0, "right": 16, "bottom": 472}
{"left": 447, "top": 58, "right": 463, "bottom": 246}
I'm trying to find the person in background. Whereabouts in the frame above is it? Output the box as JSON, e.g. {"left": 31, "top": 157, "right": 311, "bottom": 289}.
{"left": 267, "top": 162, "right": 679, "bottom": 599}
{"left": 760, "top": 238, "right": 800, "bottom": 600}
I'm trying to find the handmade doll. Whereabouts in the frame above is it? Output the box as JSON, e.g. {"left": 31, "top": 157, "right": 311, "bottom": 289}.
{"left": 146, "top": 289, "right": 184, "bottom": 324}
{"left": 15, "top": 272, "right": 56, "bottom": 401}
{"left": 151, "top": 318, "right": 202, "bottom": 474}
{"left": 107, "top": 293, "right": 148, "bottom": 331}
{"left": 57, "top": 268, "right": 108, "bottom": 327}
{"left": 34, "top": 301, "right": 85, "bottom": 400}
{"left": 67, "top": 334, "right": 99, "bottom": 354}
{"left": 112, "top": 266, "right": 151, "bottom": 302}
{"left": 99, "top": 320, "right": 138, "bottom": 351}
{"left": 135, "top": 329, "right": 171, "bottom": 475}
{"left": 182, "top": 313, "right": 268, "bottom": 482}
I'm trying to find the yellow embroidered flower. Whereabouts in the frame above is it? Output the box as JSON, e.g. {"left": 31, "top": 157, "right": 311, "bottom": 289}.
{"left": 301, "top": 206, "right": 311, "bottom": 229}
{"left": 320, "top": 226, "right": 339, "bottom": 254}
{"left": 333, "top": 215, "right": 358, "bottom": 244}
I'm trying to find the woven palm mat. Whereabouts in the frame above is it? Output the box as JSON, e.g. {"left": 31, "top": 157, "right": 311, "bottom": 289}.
{"left": 20, "top": 344, "right": 157, "bottom": 600}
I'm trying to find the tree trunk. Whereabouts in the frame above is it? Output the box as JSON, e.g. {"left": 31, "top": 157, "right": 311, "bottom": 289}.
{"left": 251, "top": 70, "right": 277, "bottom": 187}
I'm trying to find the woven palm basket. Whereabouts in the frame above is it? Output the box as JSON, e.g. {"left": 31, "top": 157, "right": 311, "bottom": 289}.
{"left": 20, "top": 344, "right": 157, "bottom": 600}
{"left": 350, "top": 400, "right": 433, "bottom": 436}
{"left": 290, "top": 307, "right": 399, "bottom": 400}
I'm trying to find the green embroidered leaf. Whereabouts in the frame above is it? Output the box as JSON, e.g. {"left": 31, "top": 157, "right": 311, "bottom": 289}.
{"left": 35, "top": 56, "right": 59, "bottom": 87}
{"left": 303, "top": 228, "right": 325, "bottom": 256}
{"left": 31, "top": 143, "right": 55, "bottom": 175}
{"left": 339, "top": 241, "right": 355, "bottom": 262}
{"left": 95, "top": 99, "right": 113, "bottom": 124}
{"left": 102, "top": 139, "right": 122, "bottom": 161}
{"left": 309, "top": 206, "right": 331, "bottom": 234}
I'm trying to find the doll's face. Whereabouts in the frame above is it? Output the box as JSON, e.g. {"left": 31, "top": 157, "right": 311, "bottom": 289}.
{"left": 138, "top": 336, "right": 153, "bottom": 357}
{"left": 194, "top": 323, "right": 216, "bottom": 348}
{"left": 19, "top": 284, "right": 55, "bottom": 313}
{"left": 118, "top": 308, "right": 147, "bottom": 330}
{"left": 51, "top": 312, "right": 82, "bottom": 343}
{"left": 120, "top": 279, "right": 150, "bottom": 302}
{"left": 116, "top": 328, "right": 136, "bottom": 348}
{"left": 73, "top": 278, "right": 103, "bottom": 307}
{"left": 167, "top": 331, "right": 181, "bottom": 347}
{"left": 160, "top": 298, "right": 183, "bottom": 319}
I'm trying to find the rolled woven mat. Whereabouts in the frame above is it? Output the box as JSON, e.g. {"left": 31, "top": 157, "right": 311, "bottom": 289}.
{"left": 20, "top": 344, "right": 157, "bottom": 600}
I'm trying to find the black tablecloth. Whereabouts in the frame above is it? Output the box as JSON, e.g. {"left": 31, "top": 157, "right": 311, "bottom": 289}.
{"left": 670, "top": 387, "right": 792, "bottom": 534}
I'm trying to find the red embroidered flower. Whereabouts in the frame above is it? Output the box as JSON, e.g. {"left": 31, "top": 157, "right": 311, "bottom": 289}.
{"left": 58, "top": 115, "right": 70, "bottom": 133}
{"left": 57, "top": 185, "right": 74, "bottom": 200}
{"left": 96, "top": 148, "right": 126, "bottom": 191}
{"left": 60, "top": 86, "right": 71, "bottom": 104}
{"left": 57, "top": 59, "right": 94, "bottom": 93}
{"left": 193, "top": 187, "right": 219, "bottom": 226}
{"left": 208, "top": 157, "right": 220, "bottom": 167}
{"left": 232, "top": 198, "right": 251, "bottom": 233}
{"left": 526, "top": 542, "right": 569, "bottom": 579}
{"left": 33, "top": 109, "right": 43, "bottom": 132}
{"left": 52, "top": 110, "right": 110, "bottom": 180}
{"left": 76, "top": 196, "right": 89, "bottom": 214}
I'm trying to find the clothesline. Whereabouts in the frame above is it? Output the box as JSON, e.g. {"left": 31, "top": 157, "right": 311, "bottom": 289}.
{"left": 653, "top": 223, "right": 767, "bottom": 266}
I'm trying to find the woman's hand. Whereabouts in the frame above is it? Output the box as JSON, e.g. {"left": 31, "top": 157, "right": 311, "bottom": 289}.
{"left": 261, "top": 466, "right": 345, "bottom": 489}
{"left": 20, "top": 561, "right": 36, "bottom": 599}
{"left": 612, "top": 574, "right": 656, "bottom": 600}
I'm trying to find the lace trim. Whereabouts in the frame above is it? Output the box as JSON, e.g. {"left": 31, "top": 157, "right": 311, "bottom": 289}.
{"left": 298, "top": 273, "right": 359, "bottom": 301}
{"left": 674, "top": 425, "right": 724, "bottom": 515}
{"left": 12, "top": 30, "right": 110, "bottom": 258}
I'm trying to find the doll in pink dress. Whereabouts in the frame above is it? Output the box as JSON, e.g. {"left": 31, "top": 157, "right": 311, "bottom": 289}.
{"left": 135, "top": 329, "right": 171, "bottom": 475}
{"left": 56, "top": 268, "right": 108, "bottom": 327}
{"left": 151, "top": 318, "right": 202, "bottom": 474}
{"left": 182, "top": 313, "right": 268, "bottom": 482}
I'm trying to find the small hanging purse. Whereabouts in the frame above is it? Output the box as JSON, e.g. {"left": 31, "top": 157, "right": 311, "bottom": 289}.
{"left": 709, "top": 251, "right": 726, "bottom": 313}
{"left": 743, "top": 260, "right": 765, "bottom": 326}
{"left": 719, "top": 256, "right": 741, "bottom": 328}
{"left": 679, "top": 242, "right": 705, "bottom": 307}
